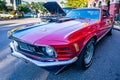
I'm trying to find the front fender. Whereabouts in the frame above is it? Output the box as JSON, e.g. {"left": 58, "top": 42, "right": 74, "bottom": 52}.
{"left": 83, "top": 33, "right": 97, "bottom": 46}
{"left": 77, "top": 33, "right": 97, "bottom": 56}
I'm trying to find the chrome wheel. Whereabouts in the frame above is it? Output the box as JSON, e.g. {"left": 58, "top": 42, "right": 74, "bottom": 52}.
{"left": 76, "top": 38, "right": 95, "bottom": 69}
{"left": 84, "top": 41, "right": 94, "bottom": 66}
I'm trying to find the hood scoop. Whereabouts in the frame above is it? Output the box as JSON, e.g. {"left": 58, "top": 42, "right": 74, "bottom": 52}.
{"left": 57, "top": 18, "right": 75, "bottom": 23}
{"left": 49, "top": 17, "right": 75, "bottom": 23}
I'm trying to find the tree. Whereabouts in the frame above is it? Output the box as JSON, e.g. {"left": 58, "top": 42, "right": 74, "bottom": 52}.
{"left": 0, "top": 0, "right": 7, "bottom": 11}
{"left": 18, "top": 4, "right": 31, "bottom": 13}
{"left": 60, "top": 1, "right": 65, "bottom": 7}
{"left": 66, "top": 0, "right": 88, "bottom": 8}
{"left": 18, "top": 2, "right": 48, "bottom": 14}
{"left": 31, "top": 2, "right": 48, "bottom": 13}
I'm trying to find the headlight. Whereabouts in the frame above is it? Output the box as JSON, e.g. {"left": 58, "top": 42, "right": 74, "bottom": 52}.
{"left": 42, "top": 46, "right": 56, "bottom": 58}
{"left": 13, "top": 41, "right": 18, "bottom": 47}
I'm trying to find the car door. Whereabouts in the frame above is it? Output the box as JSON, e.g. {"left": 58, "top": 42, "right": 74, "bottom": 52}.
{"left": 96, "top": 10, "right": 111, "bottom": 39}
{"left": 102, "top": 10, "right": 112, "bottom": 31}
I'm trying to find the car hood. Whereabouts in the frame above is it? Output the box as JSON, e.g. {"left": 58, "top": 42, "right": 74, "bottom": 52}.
{"left": 11, "top": 19, "right": 97, "bottom": 45}
{"left": 43, "top": 2, "right": 66, "bottom": 16}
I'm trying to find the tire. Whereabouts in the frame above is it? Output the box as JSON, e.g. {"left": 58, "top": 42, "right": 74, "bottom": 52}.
{"left": 76, "top": 38, "right": 95, "bottom": 70}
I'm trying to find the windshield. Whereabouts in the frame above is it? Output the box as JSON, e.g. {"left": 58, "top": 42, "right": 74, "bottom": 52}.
{"left": 66, "top": 9, "right": 100, "bottom": 20}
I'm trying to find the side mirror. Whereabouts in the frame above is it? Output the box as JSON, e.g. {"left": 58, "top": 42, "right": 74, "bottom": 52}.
{"left": 110, "top": 14, "right": 114, "bottom": 19}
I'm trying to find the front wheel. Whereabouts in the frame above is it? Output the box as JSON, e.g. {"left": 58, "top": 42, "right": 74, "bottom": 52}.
{"left": 76, "top": 38, "right": 95, "bottom": 69}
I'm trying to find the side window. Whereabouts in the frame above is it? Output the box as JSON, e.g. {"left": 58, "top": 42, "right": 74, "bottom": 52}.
{"left": 102, "top": 10, "right": 110, "bottom": 18}
{"left": 106, "top": 11, "right": 110, "bottom": 17}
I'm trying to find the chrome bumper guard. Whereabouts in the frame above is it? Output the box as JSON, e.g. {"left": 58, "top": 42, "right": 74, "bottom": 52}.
{"left": 10, "top": 42, "right": 78, "bottom": 67}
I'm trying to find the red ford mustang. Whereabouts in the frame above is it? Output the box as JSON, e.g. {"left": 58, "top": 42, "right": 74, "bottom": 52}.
{"left": 8, "top": 8, "right": 114, "bottom": 69}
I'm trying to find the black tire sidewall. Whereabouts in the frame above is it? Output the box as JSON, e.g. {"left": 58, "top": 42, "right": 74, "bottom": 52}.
{"left": 76, "top": 38, "right": 95, "bottom": 69}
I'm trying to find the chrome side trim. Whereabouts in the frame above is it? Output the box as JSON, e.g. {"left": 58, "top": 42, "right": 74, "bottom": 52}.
{"left": 97, "top": 26, "right": 113, "bottom": 42}
{"left": 10, "top": 42, "right": 78, "bottom": 67}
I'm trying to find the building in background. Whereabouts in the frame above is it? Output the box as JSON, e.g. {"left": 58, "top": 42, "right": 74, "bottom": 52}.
{"left": 6, "top": 0, "right": 22, "bottom": 10}
{"left": 88, "top": 0, "right": 120, "bottom": 16}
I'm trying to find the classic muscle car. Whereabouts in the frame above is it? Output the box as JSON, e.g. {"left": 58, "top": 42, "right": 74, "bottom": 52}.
{"left": 8, "top": 8, "right": 114, "bottom": 69}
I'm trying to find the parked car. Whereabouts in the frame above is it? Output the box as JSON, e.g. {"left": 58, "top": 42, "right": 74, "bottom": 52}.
{"left": 0, "top": 10, "right": 21, "bottom": 19}
{"left": 9, "top": 10, "right": 22, "bottom": 18}
{"left": 43, "top": 2, "right": 66, "bottom": 16}
{"left": 0, "top": 12, "right": 15, "bottom": 19}
{"left": 23, "top": 12, "right": 37, "bottom": 18}
{"left": 8, "top": 8, "right": 114, "bottom": 69}
{"left": 41, "top": 2, "right": 66, "bottom": 22}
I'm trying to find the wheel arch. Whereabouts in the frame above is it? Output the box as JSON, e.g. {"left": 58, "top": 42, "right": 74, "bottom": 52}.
{"left": 77, "top": 34, "right": 97, "bottom": 56}
{"left": 76, "top": 35, "right": 97, "bottom": 69}
{"left": 83, "top": 34, "right": 97, "bottom": 47}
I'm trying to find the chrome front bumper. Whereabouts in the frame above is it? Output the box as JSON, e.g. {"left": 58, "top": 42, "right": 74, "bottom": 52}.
{"left": 10, "top": 42, "right": 78, "bottom": 67}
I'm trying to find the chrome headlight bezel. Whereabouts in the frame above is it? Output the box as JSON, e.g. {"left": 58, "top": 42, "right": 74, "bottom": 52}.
{"left": 12, "top": 40, "right": 19, "bottom": 51}
{"left": 13, "top": 41, "right": 18, "bottom": 46}
{"left": 42, "top": 46, "right": 57, "bottom": 58}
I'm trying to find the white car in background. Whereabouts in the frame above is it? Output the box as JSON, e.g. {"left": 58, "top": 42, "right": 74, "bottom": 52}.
{"left": 0, "top": 12, "right": 17, "bottom": 19}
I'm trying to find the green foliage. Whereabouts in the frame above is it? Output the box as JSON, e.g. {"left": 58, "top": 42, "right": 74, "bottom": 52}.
{"left": 0, "top": 0, "right": 7, "bottom": 11}
{"left": 66, "top": 0, "right": 88, "bottom": 8}
{"left": 31, "top": 2, "right": 48, "bottom": 13}
{"left": 18, "top": 2, "right": 48, "bottom": 13}
{"left": 60, "top": 1, "right": 65, "bottom": 7}
{"left": 18, "top": 4, "right": 31, "bottom": 13}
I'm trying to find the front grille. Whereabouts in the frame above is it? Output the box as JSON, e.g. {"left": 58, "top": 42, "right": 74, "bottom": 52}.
{"left": 16, "top": 41, "right": 50, "bottom": 58}
{"left": 18, "top": 41, "right": 39, "bottom": 53}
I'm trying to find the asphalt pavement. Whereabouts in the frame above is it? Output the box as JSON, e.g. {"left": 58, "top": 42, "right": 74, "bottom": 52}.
{"left": 0, "top": 18, "right": 120, "bottom": 80}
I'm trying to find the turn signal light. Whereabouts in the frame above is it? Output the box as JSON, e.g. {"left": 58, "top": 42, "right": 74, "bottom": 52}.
{"left": 74, "top": 43, "right": 79, "bottom": 52}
